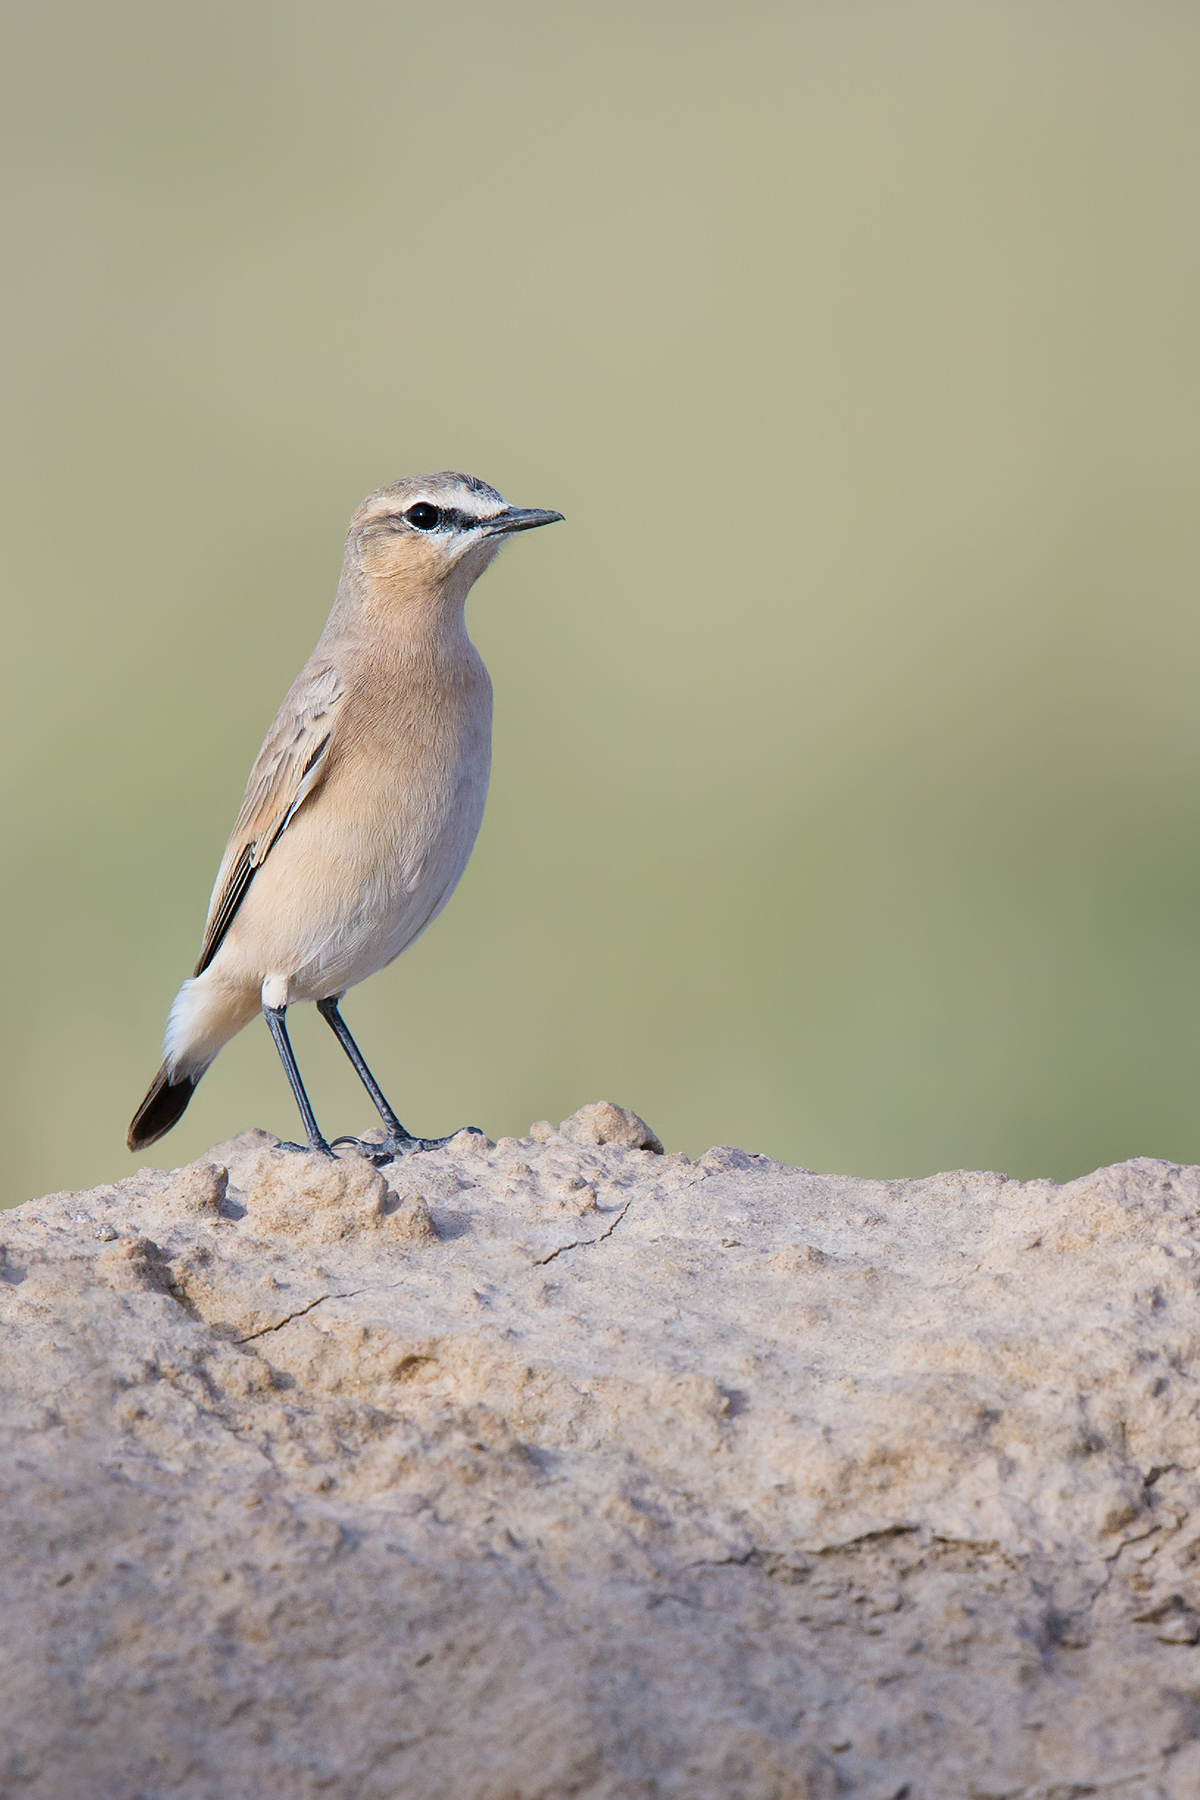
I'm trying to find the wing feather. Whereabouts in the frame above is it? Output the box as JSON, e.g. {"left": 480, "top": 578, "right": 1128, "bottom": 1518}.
{"left": 194, "top": 662, "right": 345, "bottom": 976}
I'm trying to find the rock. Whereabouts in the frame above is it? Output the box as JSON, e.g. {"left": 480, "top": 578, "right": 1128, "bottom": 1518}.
{"left": 557, "top": 1099, "right": 665, "bottom": 1153}
{"left": 4, "top": 1128, "right": 1200, "bottom": 1795}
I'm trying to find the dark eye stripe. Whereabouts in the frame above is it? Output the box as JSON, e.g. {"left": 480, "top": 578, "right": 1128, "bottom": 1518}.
{"left": 432, "top": 506, "right": 481, "bottom": 531}
{"left": 387, "top": 505, "right": 487, "bottom": 533}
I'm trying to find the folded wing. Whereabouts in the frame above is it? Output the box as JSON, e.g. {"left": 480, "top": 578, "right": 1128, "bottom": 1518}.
{"left": 195, "top": 661, "right": 345, "bottom": 976}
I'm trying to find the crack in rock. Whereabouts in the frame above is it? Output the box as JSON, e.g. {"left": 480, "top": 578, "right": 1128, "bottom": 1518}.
{"left": 535, "top": 1199, "right": 632, "bottom": 1266}
{"left": 236, "top": 1289, "right": 363, "bottom": 1343}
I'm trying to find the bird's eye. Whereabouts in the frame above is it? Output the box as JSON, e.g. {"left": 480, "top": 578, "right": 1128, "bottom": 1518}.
{"left": 404, "top": 502, "right": 442, "bottom": 531}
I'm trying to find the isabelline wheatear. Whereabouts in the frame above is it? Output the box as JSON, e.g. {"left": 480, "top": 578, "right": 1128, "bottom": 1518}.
{"left": 128, "top": 472, "right": 562, "bottom": 1161}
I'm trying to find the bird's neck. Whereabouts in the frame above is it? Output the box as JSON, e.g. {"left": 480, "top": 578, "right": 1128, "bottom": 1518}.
{"left": 332, "top": 565, "right": 479, "bottom": 663}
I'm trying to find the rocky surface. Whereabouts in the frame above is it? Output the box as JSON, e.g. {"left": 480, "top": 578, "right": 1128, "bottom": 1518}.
{"left": 5, "top": 1105, "right": 1200, "bottom": 1797}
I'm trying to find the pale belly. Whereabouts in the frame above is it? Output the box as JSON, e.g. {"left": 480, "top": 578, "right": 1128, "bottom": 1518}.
{"left": 212, "top": 740, "right": 491, "bottom": 1005}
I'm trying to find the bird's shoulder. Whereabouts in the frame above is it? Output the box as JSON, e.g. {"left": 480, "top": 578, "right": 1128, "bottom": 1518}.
{"left": 236, "top": 657, "right": 347, "bottom": 829}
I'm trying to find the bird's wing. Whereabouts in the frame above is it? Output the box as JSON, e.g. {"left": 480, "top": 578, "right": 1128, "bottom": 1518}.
{"left": 194, "top": 661, "right": 346, "bottom": 977}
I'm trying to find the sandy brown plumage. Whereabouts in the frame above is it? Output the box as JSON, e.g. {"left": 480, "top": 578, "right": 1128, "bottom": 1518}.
{"left": 128, "top": 473, "right": 561, "bottom": 1155}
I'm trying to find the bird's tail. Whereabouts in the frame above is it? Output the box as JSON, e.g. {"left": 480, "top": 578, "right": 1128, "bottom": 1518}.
{"left": 127, "top": 971, "right": 262, "bottom": 1153}
{"left": 127, "top": 1065, "right": 198, "bottom": 1152}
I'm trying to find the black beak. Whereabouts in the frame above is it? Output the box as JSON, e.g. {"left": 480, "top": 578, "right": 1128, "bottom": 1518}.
{"left": 483, "top": 506, "right": 564, "bottom": 536}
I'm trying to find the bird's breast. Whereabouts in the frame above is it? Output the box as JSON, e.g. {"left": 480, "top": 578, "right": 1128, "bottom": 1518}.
{"left": 223, "top": 646, "right": 494, "bottom": 998}
{"left": 326, "top": 671, "right": 493, "bottom": 948}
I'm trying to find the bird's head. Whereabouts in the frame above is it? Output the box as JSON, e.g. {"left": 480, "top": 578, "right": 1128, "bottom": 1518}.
{"left": 348, "top": 472, "right": 562, "bottom": 601}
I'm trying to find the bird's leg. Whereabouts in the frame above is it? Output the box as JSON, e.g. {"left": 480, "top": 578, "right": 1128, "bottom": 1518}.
{"left": 317, "top": 996, "right": 482, "bottom": 1162}
{"left": 317, "top": 997, "right": 412, "bottom": 1146}
{"left": 263, "top": 1004, "right": 335, "bottom": 1157}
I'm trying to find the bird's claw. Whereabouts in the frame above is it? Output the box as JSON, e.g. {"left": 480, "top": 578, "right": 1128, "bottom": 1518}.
{"left": 331, "top": 1126, "right": 485, "bottom": 1165}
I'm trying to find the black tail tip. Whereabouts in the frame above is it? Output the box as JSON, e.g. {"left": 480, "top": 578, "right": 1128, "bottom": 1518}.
{"left": 127, "top": 1067, "right": 196, "bottom": 1153}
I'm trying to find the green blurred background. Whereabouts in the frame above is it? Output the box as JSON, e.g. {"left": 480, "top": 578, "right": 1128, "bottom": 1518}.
{"left": 3, "top": 1, "right": 1200, "bottom": 1205}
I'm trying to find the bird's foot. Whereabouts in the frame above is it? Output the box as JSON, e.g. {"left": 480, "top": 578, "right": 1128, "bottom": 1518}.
{"left": 276, "top": 1138, "right": 337, "bottom": 1159}
{"left": 331, "top": 1126, "right": 485, "bottom": 1165}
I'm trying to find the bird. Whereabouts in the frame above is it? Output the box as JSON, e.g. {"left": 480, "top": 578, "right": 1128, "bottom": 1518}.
{"left": 127, "top": 471, "right": 562, "bottom": 1162}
